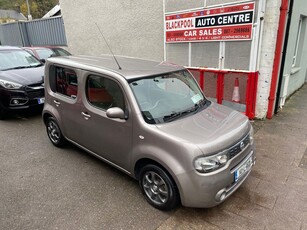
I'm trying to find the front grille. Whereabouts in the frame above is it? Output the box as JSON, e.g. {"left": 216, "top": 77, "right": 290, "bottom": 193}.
{"left": 26, "top": 89, "right": 44, "bottom": 99}
{"left": 28, "top": 83, "right": 43, "bottom": 88}
{"left": 228, "top": 134, "right": 250, "bottom": 159}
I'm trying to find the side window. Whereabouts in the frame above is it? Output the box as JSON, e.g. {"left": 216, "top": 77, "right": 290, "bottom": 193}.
{"left": 86, "top": 75, "right": 125, "bottom": 110}
{"left": 54, "top": 67, "right": 78, "bottom": 98}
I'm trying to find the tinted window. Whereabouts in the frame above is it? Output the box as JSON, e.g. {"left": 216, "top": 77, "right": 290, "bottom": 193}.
{"left": 86, "top": 75, "right": 124, "bottom": 110}
{"left": 54, "top": 67, "right": 78, "bottom": 98}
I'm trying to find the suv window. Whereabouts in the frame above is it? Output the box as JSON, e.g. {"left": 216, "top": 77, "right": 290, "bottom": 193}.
{"left": 54, "top": 67, "right": 78, "bottom": 98}
{"left": 86, "top": 75, "right": 125, "bottom": 110}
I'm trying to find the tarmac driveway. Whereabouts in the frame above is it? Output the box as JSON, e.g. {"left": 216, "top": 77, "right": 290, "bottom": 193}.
{"left": 1, "top": 85, "right": 307, "bottom": 230}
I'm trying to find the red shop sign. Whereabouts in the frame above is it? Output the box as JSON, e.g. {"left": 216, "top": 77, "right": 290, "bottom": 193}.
{"left": 165, "top": 2, "right": 255, "bottom": 43}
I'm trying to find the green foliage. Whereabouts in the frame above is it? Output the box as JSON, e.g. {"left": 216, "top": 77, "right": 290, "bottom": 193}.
{"left": 0, "top": 0, "right": 58, "bottom": 19}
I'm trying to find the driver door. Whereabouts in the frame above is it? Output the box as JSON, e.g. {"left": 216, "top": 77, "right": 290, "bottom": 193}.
{"left": 78, "top": 73, "right": 133, "bottom": 171}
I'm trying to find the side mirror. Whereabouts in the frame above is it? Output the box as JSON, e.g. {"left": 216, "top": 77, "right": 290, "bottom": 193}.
{"left": 106, "top": 107, "right": 126, "bottom": 119}
{"left": 40, "top": 59, "right": 46, "bottom": 63}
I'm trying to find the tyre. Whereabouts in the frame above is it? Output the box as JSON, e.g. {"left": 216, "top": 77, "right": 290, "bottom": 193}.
{"left": 139, "top": 164, "right": 180, "bottom": 211}
{"left": 46, "top": 117, "right": 66, "bottom": 147}
{"left": 0, "top": 103, "right": 8, "bottom": 120}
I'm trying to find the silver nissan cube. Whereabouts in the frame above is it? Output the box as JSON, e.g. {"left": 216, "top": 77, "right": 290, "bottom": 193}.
{"left": 43, "top": 55, "right": 255, "bottom": 211}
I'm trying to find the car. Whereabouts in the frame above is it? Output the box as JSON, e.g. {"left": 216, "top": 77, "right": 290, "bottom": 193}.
{"left": 0, "top": 46, "right": 45, "bottom": 119}
{"left": 43, "top": 54, "right": 255, "bottom": 211}
{"left": 22, "top": 46, "right": 71, "bottom": 63}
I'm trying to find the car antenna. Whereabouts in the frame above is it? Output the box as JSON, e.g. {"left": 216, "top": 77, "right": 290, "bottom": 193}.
{"left": 95, "top": 22, "right": 122, "bottom": 70}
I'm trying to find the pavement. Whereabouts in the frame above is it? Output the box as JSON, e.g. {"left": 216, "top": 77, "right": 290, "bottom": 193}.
{"left": 0, "top": 85, "right": 306, "bottom": 230}
{"left": 157, "top": 84, "right": 307, "bottom": 230}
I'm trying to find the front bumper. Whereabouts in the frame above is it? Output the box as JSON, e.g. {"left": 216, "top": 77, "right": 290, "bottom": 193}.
{"left": 0, "top": 86, "right": 44, "bottom": 111}
{"left": 177, "top": 143, "right": 255, "bottom": 208}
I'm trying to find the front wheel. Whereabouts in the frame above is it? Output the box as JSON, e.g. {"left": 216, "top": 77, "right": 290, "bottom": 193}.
{"left": 46, "top": 117, "right": 66, "bottom": 147}
{"left": 139, "top": 164, "right": 180, "bottom": 211}
{"left": 0, "top": 103, "right": 8, "bottom": 120}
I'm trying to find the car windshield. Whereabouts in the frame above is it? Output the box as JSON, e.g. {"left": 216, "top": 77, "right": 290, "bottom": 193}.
{"left": 0, "top": 49, "right": 42, "bottom": 71}
{"left": 129, "top": 70, "right": 210, "bottom": 124}
{"left": 52, "top": 48, "right": 71, "bottom": 56}
{"left": 36, "top": 48, "right": 55, "bottom": 60}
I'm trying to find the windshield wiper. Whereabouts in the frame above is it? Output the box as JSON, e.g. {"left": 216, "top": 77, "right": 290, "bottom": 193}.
{"left": 194, "top": 99, "right": 207, "bottom": 113}
{"left": 163, "top": 112, "right": 182, "bottom": 122}
{"left": 163, "top": 107, "right": 195, "bottom": 122}
{"left": 2, "top": 66, "right": 33, "bottom": 71}
{"left": 163, "top": 100, "right": 208, "bottom": 122}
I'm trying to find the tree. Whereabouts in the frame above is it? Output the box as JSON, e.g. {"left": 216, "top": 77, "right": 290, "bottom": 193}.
{"left": 0, "top": 0, "right": 59, "bottom": 19}
{"left": 34, "top": 0, "right": 58, "bottom": 18}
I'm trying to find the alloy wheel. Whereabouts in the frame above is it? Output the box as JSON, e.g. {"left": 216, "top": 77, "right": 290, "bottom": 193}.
{"left": 47, "top": 120, "right": 61, "bottom": 144}
{"left": 142, "top": 171, "right": 169, "bottom": 205}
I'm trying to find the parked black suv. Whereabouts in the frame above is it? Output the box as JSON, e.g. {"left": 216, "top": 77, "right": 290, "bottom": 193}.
{"left": 0, "top": 46, "right": 45, "bottom": 119}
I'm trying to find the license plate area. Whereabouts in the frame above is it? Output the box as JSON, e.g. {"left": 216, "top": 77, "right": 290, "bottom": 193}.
{"left": 37, "top": 98, "right": 45, "bottom": 104}
{"left": 234, "top": 154, "right": 253, "bottom": 182}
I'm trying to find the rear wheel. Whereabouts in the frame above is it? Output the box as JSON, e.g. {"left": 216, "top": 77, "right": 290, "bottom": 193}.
{"left": 139, "top": 164, "right": 180, "bottom": 211}
{"left": 46, "top": 117, "right": 66, "bottom": 147}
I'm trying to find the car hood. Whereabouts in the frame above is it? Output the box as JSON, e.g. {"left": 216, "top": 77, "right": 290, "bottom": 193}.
{"left": 0, "top": 66, "right": 45, "bottom": 85}
{"left": 156, "top": 102, "right": 250, "bottom": 154}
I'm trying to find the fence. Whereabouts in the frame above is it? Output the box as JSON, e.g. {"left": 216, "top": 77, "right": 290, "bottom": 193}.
{"left": 188, "top": 67, "right": 258, "bottom": 119}
{"left": 0, "top": 16, "right": 67, "bottom": 47}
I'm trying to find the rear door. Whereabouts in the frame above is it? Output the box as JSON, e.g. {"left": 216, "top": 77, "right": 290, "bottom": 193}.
{"left": 48, "top": 65, "right": 82, "bottom": 142}
{"left": 77, "top": 72, "right": 133, "bottom": 171}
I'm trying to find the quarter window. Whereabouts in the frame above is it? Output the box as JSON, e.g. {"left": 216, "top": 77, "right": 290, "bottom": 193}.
{"left": 86, "top": 75, "right": 125, "bottom": 110}
{"left": 54, "top": 67, "right": 78, "bottom": 98}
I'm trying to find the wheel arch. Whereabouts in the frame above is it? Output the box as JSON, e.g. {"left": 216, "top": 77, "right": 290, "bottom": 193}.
{"left": 42, "top": 112, "right": 53, "bottom": 125}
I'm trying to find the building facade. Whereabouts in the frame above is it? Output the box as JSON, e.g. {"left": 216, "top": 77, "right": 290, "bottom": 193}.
{"left": 59, "top": 0, "right": 307, "bottom": 119}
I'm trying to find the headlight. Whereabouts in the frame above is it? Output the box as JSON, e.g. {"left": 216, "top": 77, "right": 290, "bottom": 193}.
{"left": 249, "top": 126, "right": 254, "bottom": 145}
{"left": 194, "top": 151, "right": 229, "bottom": 173}
{"left": 0, "top": 79, "right": 22, "bottom": 89}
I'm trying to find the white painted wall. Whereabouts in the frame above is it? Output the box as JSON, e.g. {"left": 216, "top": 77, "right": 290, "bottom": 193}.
{"left": 60, "top": 0, "right": 165, "bottom": 61}
{"left": 280, "top": 0, "right": 307, "bottom": 100}
{"left": 256, "top": 0, "right": 281, "bottom": 118}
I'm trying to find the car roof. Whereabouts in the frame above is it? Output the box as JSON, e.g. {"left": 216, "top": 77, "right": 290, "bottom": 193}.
{"left": 0, "top": 46, "right": 22, "bottom": 51}
{"left": 23, "top": 46, "right": 64, "bottom": 50}
{"left": 47, "top": 54, "right": 185, "bottom": 80}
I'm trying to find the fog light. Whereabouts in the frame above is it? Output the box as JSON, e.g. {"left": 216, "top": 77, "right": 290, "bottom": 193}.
{"left": 12, "top": 99, "right": 19, "bottom": 104}
{"left": 220, "top": 192, "right": 227, "bottom": 201}
{"left": 215, "top": 189, "right": 227, "bottom": 202}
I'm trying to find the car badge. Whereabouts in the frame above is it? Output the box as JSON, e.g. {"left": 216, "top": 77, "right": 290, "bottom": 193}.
{"left": 240, "top": 142, "right": 245, "bottom": 150}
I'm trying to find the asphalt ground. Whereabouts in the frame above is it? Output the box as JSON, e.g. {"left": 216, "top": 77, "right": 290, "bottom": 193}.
{"left": 1, "top": 85, "right": 307, "bottom": 229}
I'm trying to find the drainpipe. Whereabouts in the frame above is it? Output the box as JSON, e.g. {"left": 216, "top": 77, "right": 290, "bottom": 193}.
{"left": 274, "top": 0, "right": 294, "bottom": 113}
{"left": 266, "top": 0, "right": 289, "bottom": 119}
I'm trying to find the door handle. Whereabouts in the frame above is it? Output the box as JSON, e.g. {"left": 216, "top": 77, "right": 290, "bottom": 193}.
{"left": 81, "top": 112, "right": 91, "bottom": 120}
{"left": 54, "top": 100, "right": 60, "bottom": 107}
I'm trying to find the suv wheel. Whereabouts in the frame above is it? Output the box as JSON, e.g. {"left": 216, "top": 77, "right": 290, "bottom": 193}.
{"left": 0, "top": 104, "right": 7, "bottom": 120}
{"left": 139, "top": 164, "right": 180, "bottom": 211}
{"left": 46, "top": 117, "right": 66, "bottom": 147}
